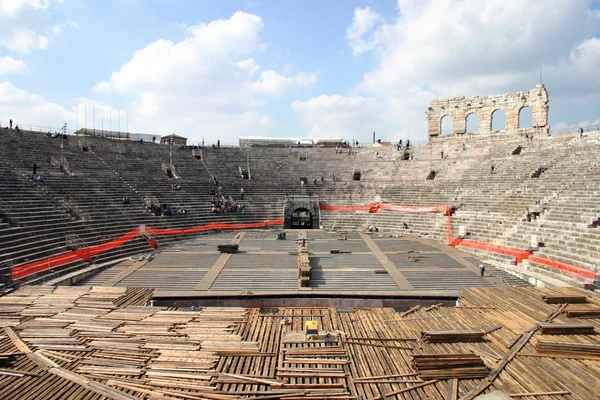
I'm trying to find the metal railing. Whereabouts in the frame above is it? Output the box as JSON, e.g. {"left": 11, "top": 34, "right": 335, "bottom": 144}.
{"left": 49, "top": 156, "right": 71, "bottom": 175}
{"left": 65, "top": 234, "right": 86, "bottom": 250}
{"left": 549, "top": 124, "right": 600, "bottom": 137}
{"left": 77, "top": 139, "right": 92, "bottom": 151}
{"left": 143, "top": 196, "right": 160, "bottom": 209}
{"left": 0, "top": 200, "right": 12, "bottom": 224}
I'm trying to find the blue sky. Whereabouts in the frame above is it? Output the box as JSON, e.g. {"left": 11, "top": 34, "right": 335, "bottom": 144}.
{"left": 1, "top": 0, "right": 599, "bottom": 144}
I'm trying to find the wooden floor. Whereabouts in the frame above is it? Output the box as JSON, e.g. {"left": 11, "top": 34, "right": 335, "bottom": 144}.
{"left": 0, "top": 285, "right": 598, "bottom": 399}
{"left": 76, "top": 230, "right": 528, "bottom": 295}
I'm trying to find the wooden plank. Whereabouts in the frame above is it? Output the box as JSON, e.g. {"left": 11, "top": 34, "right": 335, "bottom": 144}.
{"left": 447, "top": 378, "right": 458, "bottom": 400}
{"left": 371, "top": 379, "right": 439, "bottom": 400}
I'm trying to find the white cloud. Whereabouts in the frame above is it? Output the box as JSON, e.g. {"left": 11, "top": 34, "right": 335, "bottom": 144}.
{"left": 0, "top": 0, "right": 51, "bottom": 19}
{"left": 346, "top": 7, "right": 383, "bottom": 55}
{"left": 0, "top": 81, "right": 74, "bottom": 127}
{"left": 295, "top": 0, "right": 600, "bottom": 143}
{"left": 0, "top": 28, "right": 50, "bottom": 53}
{"left": 0, "top": 0, "right": 76, "bottom": 54}
{"left": 249, "top": 70, "right": 317, "bottom": 97}
{"left": 0, "top": 56, "right": 27, "bottom": 74}
{"left": 292, "top": 95, "right": 383, "bottom": 139}
{"left": 92, "top": 11, "right": 316, "bottom": 143}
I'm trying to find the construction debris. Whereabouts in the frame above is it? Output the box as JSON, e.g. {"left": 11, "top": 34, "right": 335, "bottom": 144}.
{"left": 535, "top": 341, "right": 600, "bottom": 357}
{"left": 542, "top": 294, "right": 587, "bottom": 304}
{"left": 563, "top": 307, "right": 600, "bottom": 318}
{"left": 538, "top": 323, "right": 595, "bottom": 335}
{"left": 411, "top": 354, "right": 489, "bottom": 379}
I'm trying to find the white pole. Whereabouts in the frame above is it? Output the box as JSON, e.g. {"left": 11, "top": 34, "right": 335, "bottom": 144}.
{"left": 84, "top": 104, "right": 87, "bottom": 131}
{"left": 110, "top": 109, "right": 112, "bottom": 133}
{"left": 126, "top": 111, "right": 128, "bottom": 136}
{"left": 76, "top": 104, "right": 78, "bottom": 134}
{"left": 118, "top": 110, "right": 121, "bottom": 137}
{"left": 102, "top": 108, "right": 103, "bottom": 136}
{"left": 93, "top": 106, "right": 95, "bottom": 134}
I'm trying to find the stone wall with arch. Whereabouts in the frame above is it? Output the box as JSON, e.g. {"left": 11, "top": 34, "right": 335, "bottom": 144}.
{"left": 426, "top": 84, "right": 549, "bottom": 138}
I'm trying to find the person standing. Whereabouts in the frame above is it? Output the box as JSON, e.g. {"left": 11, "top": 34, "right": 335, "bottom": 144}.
{"left": 9, "top": 119, "right": 13, "bottom": 129}
{"left": 240, "top": 187, "right": 244, "bottom": 200}
{"left": 479, "top": 264, "right": 486, "bottom": 277}
{"left": 32, "top": 163, "right": 37, "bottom": 178}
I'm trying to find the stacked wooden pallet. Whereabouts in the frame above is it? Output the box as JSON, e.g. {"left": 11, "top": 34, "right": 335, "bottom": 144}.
{"left": 278, "top": 343, "right": 350, "bottom": 395}
{"left": 412, "top": 354, "right": 489, "bottom": 379}
{"left": 19, "top": 327, "right": 88, "bottom": 352}
{"left": 421, "top": 330, "right": 486, "bottom": 343}
{"left": 563, "top": 307, "right": 600, "bottom": 318}
{"left": 113, "top": 287, "right": 154, "bottom": 307}
{"left": 74, "top": 286, "right": 127, "bottom": 309}
{"left": 535, "top": 341, "right": 600, "bottom": 357}
{"left": 298, "top": 242, "right": 311, "bottom": 287}
{"left": 538, "top": 323, "right": 595, "bottom": 335}
{"left": 542, "top": 295, "right": 587, "bottom": 304}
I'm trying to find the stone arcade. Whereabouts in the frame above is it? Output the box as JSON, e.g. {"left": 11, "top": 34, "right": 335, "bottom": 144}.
{"left": 283, "top": 195, "right": 320, "bottom": 229}
{"left": 426, "top": 84, "right": 549, "bottom": 137}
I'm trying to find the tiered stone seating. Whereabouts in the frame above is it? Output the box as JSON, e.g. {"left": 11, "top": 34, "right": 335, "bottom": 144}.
{"left": 1, "top": 128, "right": 600, "bottom": 287}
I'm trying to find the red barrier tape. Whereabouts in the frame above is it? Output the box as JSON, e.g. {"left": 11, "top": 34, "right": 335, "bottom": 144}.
{"left": 10, "top": 218, "right": 283, "bottom": 281}
{"left": 319, "top": 203, "right": 448, "bottom": 214}
{"left": 450, "top": 239, "right": 596, "bottom": 281}
{"left": 11, "top": 227, "right": 141, "bottom": 280}
{"left": 453, "top": 239, "right": 531, "bottom": 264}
{"left": 321, "top": 202, "right": 596, "bottom": 282}
{"left": 528, "top": 254, "right": 596, "bottom": 281}
{"left": 319, "top": 204, "right": 371, "bottom": 212}
{"left": 145, "top": 218, "right": 284, "bottom": 236}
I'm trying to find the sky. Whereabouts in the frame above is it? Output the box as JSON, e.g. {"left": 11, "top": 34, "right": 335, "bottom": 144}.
{"left": 0, "top": 0, "right": 599, "bottom": 145}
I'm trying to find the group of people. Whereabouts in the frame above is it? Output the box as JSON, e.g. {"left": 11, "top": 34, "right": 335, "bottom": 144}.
{"left": 150, "top": 202, "right": 186, "bottom": 217}
{"left": 396, "top": 139, "right": 411, "bottom": 151}
{"left": 210, "top": 193, "right": 245, "bottom": 214}
{"left": 522, "top": 201, "right": 543, "bottom": 222}
{"left": 209, "top": 183, "right": 245, "bottom": 214}
{"left": 301, "top": 174, "right": 334, "bottom": 187}
{"left": 30, "top": 162, "right": 43, "bottom": 183}
{"left": 5, "top": 119, "right": 19, "bottom": 131}
{"left": 170, "top": 184, "right": 182, "bottom": 190}
{"left": 4, "top": 119, "right": 21, "bottom": 132}
{"left": 335, "top": 145, "right": 355, "bottom": 155}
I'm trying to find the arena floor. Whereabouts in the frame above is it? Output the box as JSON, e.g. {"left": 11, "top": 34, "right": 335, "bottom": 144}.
{"left": 76, "top": 230, "right": 528, "bottom": 306}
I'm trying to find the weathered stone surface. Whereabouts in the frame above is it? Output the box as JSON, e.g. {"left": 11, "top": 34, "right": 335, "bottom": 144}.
{"left": 426, "top": 85, "right": 549, "bottom": 137}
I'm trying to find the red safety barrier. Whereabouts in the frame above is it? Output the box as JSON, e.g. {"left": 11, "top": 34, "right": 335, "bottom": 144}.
{"left": 377, "top": 203, "right": 449, "bottom": 213}
{"left": 145, "top": 218, "right": 284, "bottom": 236}
{"left": 11, "top": 227, "right": 141, "bottom": 280}
{"left": 528, "top": 254, "right": 596, "bottom": 281}
{"left": 11, "top": 251, "right": 84, "bottom": 280}
{"left": 10, "top": 219, "right": 283, "bottom": 281}
{"left": 319, "top": 202, "right": 449, "bottom": 214}
{"left": 321, "top": 201, "right": 596, "bottom": 282}
{"left": 452, "top": 239, "right": 532, "bottom": 264}
{"left": 319, "top": 204, "right": 372, "bottom": 212}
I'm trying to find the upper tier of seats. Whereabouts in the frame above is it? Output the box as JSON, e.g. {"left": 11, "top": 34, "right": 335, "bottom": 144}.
{"left": 0, "top": 128, "right": 599, "bottom": 287}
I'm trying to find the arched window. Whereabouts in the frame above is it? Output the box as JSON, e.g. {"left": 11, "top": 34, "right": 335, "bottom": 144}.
{"left": 491, "top": 109, "right": 506, "bottom": 131}
{"left": 466, "top": 113, "right": 479, "bottom": 133}
{"left": 518, "top": 106, "right": 533, "bottom": 128}
{"left": 441, "top": 115, "right": 453, "bottom": 135}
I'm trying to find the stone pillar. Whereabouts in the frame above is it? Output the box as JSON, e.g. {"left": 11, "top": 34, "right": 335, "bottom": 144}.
{"left": 426, "top": 110, "right": 440, "bottom": 137}
{"left": 505, "top": 108, "right": 519, "bottom": 134}
{"left": 454, "top": 113, "right": 467, "bottom": 135}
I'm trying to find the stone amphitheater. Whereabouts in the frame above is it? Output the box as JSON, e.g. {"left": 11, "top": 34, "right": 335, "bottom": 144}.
{"left": 0, "top": 85, "right": 599, "bottom": 399}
